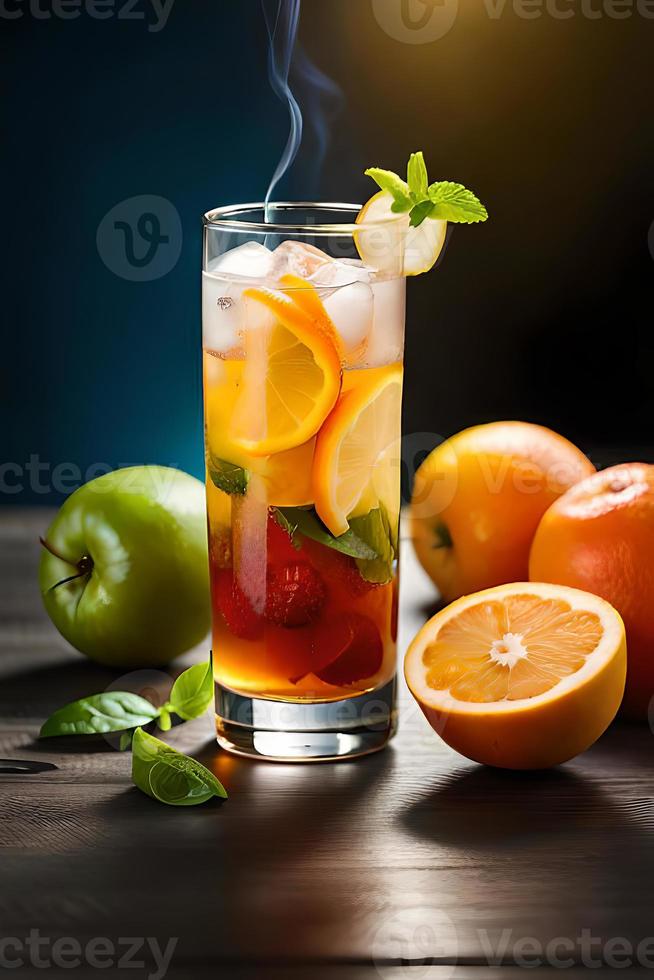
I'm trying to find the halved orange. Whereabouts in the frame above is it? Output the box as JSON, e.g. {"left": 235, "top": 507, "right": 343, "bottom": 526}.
{"left": 312, "top": 363, "right": 403, "bottom": 536}
{"left": 405, "top": 582, "right": 626, "bottom": 769}
{"left": 231, "top": 287, "right": 342, "bottom": 456}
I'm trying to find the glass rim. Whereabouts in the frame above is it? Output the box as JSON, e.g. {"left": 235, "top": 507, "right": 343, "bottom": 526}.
{"left": 202, "top": 201, "right": 405, "bottom": 236}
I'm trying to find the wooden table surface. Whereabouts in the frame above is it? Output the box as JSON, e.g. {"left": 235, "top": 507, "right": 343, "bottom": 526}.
{"left": 2, "top": 509, "right": 654, "bottom": 979}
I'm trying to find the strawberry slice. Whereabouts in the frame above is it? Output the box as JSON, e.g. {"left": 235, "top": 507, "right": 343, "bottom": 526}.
{"left": 265, "top": 562, "right": 326, "bottom": 628}
{"left": 300, "top": 539, "right": 380, "bottom": 598}
{"left": 312, "top": 613, "right": 383, "bottom": 686}
{"left": 213, "top": 569, "right": 262, "bottom": 640}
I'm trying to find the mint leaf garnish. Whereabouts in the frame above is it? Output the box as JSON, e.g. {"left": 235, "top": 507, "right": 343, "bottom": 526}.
{"left": 363, "top": 167, "right": 412, "bottom": 212}
{"left": 407, "top": 151, "right": 428, "bottom": 200}
{"left": 132, "top": 728, "right": 227, "bottom": 807}
{"left": 207, "top": 453, "right": 249, "bottom": 496}
{"left": 40, "top": 692, "right": 160, "bottom": 738}
{"left": 365, "top": 152, "right": 488, "bottom": 228}
{"left": 409, "top": 200, "right": 435, "bottom": 228}
{"left": 427, "top": 181, "right": 488, "bottom": 223}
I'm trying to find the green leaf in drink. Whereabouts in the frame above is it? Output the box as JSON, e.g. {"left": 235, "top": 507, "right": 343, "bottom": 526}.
{"left": 275, "top": 506, "right": 397, "bottom": 585}
{"left": 350, "top": 507, "right": 397, "bottom": 585}
{"left": 132, "top": 727, "right": 227, "bottom": 806}
{"left": 275, "top": 506, "right": 379, "bottom": 560}
{"left": 207, "top": 453, "right": 249, "bottom": 496}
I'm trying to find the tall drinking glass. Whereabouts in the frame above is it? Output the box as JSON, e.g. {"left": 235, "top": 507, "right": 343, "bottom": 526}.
{"left": 202, "top": 203, "right": 406, "bottom": 761}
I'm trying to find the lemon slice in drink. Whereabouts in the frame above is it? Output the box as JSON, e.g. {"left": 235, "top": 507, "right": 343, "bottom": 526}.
{"left": 404, "top": 582, "right": 626, "bottom": 769}
{"left": 312, "top": 363, "right": 403, "bottom": 536}
{"left": 231, "top": 287, "right": 342, "bottom": 457}
{"left": 354, "top": 190, "right": 447, "bottom": 277}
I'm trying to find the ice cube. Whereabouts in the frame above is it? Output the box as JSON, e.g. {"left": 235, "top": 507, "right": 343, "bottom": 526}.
{"left": 322, "top": 281, "right": 374, "bottom": 356}
{"left": 269, "top": 240, "right": 334, "bottom": 283}
{"left": 203, "top": 243, "right": 274, "bottom": 353}
{"left": 311, "top": 257, "right": 370, "bottom": 287}
{"left": 209, "top": 241, "right": 274, "bottom": 280}
{"left": 312, "top": 260, "right": 373, "bottom": 357}
{"left": 364, "top": 277, "right": 406, "bottom": 367}
{"left": 269, "top": 243, "right": 374, "bottom": 357}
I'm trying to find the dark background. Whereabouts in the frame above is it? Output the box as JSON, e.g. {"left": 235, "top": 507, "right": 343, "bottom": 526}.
{"left": 3, "top": 0, "right": 653, "bottom": 505}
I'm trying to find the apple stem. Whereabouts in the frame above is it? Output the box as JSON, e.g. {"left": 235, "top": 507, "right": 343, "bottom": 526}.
{"left": 48, "top": 570, "right": 90, "bottom": 592}
{"left": 39, "top": 537, "right": 75, "bottom": 566}
{"left": 39, "top": 538, "right": 94, "bottom": 591}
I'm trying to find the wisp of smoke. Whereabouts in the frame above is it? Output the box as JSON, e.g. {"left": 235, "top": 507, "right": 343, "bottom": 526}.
{"left": 262, "top": 0, "right": 343, "bottom": 212}
{"left": 262, "top": 0, "right": 303, "bottom": 212}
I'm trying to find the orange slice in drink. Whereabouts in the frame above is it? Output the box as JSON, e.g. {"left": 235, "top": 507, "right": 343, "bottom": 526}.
{"left": 404, "top": 582, "right": 626, "bottom": 769}
{"left": 312, "top": 363, "right": 403, "bottom": 536}
{"left": 279, "top": 273, "right": 344, "bottom": 358}
{"left": 231, "top": 287, "right": 342, "bottom": 457}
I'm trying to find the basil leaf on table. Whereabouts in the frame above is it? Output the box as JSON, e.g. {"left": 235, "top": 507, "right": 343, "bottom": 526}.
{"left": 167, "top": 658, "right": 214, "bottom": 721}
{"left": 39, "top": 692, "right": 160, "bottom": 738}
{"left": 131, "top": 728, "right": 227, "bottom": 807}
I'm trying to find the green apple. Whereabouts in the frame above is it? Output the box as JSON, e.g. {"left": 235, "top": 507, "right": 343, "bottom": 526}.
{"left": 39, "top": 466, "right": 211, "bottom": 668}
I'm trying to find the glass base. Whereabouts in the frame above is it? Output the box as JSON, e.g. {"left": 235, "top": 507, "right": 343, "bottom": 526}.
{"left": 215, "top": 677, "right": 397, "bottom": 762}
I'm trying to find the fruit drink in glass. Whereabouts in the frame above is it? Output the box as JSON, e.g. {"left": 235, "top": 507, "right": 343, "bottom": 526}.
{"left": 202, "top": 203, "right": 406, "bottom": 761}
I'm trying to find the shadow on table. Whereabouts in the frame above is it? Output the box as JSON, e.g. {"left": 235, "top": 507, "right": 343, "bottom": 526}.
{"left": 399, "top": 763, "right": 610, "bottom": 848}
{"left": 0, "top": 655, "right": 179, "bottom": 717}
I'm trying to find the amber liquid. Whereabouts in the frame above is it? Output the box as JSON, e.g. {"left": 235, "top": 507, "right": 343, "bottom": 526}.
{"left": 204, "top": 353, "right": 401, "bottom": 702}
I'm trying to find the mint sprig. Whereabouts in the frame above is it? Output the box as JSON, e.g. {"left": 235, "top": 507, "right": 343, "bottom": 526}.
{"left": 365, "top": 150, "right": 488, "bottom": 228}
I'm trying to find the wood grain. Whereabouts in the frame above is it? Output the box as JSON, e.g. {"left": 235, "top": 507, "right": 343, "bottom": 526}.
{"left": 1, "top": 510, "right": 653, "bottom": 977}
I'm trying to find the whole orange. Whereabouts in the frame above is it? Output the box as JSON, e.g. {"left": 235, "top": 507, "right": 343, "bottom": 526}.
{"left": 410, "top": 421, "right": 595, "bottom": 603}
{"left": 529, "top": 463, "right": 654, "bottom": 720}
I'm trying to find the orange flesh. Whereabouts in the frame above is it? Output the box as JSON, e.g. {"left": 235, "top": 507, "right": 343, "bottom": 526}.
{"left": 423, "top": 595, "right": 603, "bottom": 702}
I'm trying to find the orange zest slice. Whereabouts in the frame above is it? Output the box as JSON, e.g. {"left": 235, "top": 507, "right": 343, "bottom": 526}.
{"left": 312, "top": 363, "right": 403, "bottom": 536}
{"left": 278, "top": 273, "right": 344, "bottom": 358}
{"left": 405, "top": 582, "right": 626, "bottom": 769}
{"left": 229, "top": 287, "right": 342, "bottom": 457}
